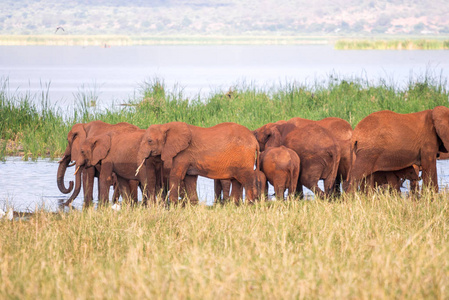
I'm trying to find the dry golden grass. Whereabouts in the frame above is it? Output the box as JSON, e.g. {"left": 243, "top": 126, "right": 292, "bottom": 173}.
{"left": 1, "top": 191, "right": 448, "bottom": 299}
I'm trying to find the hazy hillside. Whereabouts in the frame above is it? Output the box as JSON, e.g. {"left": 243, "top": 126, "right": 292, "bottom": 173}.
{"left": 1, "top": 0, "right": 448, "bottom": 36}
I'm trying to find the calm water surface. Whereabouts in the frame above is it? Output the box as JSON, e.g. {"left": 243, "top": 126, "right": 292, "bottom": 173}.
{"left": 1, "top": 45, "right": 449, "bottom": 211}
{"left": 1, "top": 45, "right": 448, "bottom": 109}
{"left": 1, "top": 157, "right": 449, "bottom": 212}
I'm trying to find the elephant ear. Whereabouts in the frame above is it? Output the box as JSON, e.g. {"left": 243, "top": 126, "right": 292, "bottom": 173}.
{"left": 265, "top": 124, "right": 282, "bottom": 148}
{"left": 91, "top": 134, "right": 111, "bottom": 166}
{"left": 69, "top": 123, "right": 87, "bottom": 161}
{"left": 432, "top": 106, "right": 449, "bottom": 153}
{"left": 161, "top": 122, "right": 192, "bottom": 169}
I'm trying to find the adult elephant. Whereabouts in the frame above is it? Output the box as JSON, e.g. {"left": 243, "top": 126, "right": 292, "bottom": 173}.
{"left": 254, "top": 117, "right": 352, "bottom": 193}
{"left": 350, "top": 106, "right": 449, "bottom": 192}
{"left": 288, "top": 117, "right": 352, "bottom": 193}
{"left": 137, "top": 122, "right": 259, "bottom": 205}
{"left": 75, "top": 128, "right": 198, "bottom": 205}
{"left": 57, "top": 120, "right": 138, "bottom": 206}
{"left": 254, "top": 122, "right": 340, "bottom": 198}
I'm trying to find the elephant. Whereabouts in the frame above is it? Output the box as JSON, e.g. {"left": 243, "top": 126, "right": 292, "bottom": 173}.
{"left": 254, "top": 122, "right": 341, "bottom": 198}
{"left": 366, "top": 165, "right": 421, "bottom": 193}
{"left": 350, "top": 106, "right": 449, "bottom": 192}
{"left": 137, "top": 122, "right": 260, "bottom": 205}
{"left": 260, "top": 146, "right": 300, "bottom": 199}
{"left": 57, "top": 120, "right": 139, "bottom": 207}
{"left": 286, "top": 117, "right": 352, "bottom": 194}
{"left": 76, "top": 128, "right": 198, "bottom": 205}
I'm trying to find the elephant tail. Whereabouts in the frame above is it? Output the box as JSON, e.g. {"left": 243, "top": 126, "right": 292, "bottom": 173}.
{"left": 346, "top": 140, "right": 358, "bottom": 191}
{"left": 346, "top": 140, "right": 357, "bottom": 182}
{"left": 289, "top": 157, "right": 300, "bottom": 195}
{"left": 255, "top": 146, "right": 260, "bottom": 172}
{"left": 255, "top": 145, "right": 261, "bottom": 197}
{"left": 325, "top": 145, "right": 341, "bottom": 196}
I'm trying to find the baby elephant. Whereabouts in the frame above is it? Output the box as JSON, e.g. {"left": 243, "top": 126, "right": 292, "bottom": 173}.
{"left": 369, "top": 165, "right": 421, "bottom": 193}
{"left": 260, "top": 146, "right": 300, "bottom": 199}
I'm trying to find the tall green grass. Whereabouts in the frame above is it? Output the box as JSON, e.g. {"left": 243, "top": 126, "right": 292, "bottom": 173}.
{"left": 1, "top": 193, "right": 448, "bottom": 298}
{"left": 335, "top": 39, "right": 449, "bottom": 50}
{"left": 0, "top": 74, "right": 448, "bottom": 160}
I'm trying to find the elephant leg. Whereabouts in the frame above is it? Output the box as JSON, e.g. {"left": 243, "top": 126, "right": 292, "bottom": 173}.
{"left": 129, "top": 180, "right": 139, "bottom": 204}
{"left": 273, "top": 174, "right": 286, "bottom": 200}
{"left": 421, "top": 156, "right": 438, "bottom": 192}
{"left": 323, "top": 175, "right": 337, "bottom": 197}
{"left": 230, "top": 179, "right": 242, "bottom": 205}
{"left": 349, "top": 152, "right": 377, "bottom": 193}
{"left": 222, "top": 180, "right": 232, "bottom": 200}
{"left": 168, "top": 166, "right": 187, "bottom": 206}
{"left": 301, "top": 171, "right": 325, "bottom": 199}
{"left": 98, "top": 164, "right": 113, "bottom": 206}
{"left": 274, "top": 184, "right": 286, "bottom": 200}
{"left": 115, "top": 176, "right": 133, "bottom": 205}
{"left": 296, "top": 179, "right": 304, "bottom": 199}
{"left": 183, "top": 175, "right": 198, "bottom": 205}
{"left": 235, "top": 170, "right": 257, "bottom": 203}
{"left": 141, "top": 166, "right": 157, "bottom": 205}
{"left": 410, "top": 179, "right": 420, "bottom": 195}
{"left": 83, "top": 167, "right": 96, "bottom": 207}
{"left": 111, "top": 174, "right": 120, "bottom": 204}
{"left": 334, "top": 175, "right": 342, "bottom": 196}
{"left": 386, "top": 173, "right": 401, "bottom": 193}
{"left": 214, "top": 179, "right": 223, "bottom": 202}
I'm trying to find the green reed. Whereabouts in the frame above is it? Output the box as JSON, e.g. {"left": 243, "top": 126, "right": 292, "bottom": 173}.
{"left": 335, "top": 39, "right": 449, "bottom": 50}
{"left": 0, "top": 73, "right": 448, "bottom": 160}
{"left": 1, "top": 192, "right": 448, "bottom": 299}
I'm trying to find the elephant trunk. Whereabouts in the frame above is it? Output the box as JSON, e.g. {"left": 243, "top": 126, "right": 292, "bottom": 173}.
{"left": 57, "top": 155, "right": 74, "bottom": 194}
{"left": 63, "top": 165, "right": 83, "bottom": 206}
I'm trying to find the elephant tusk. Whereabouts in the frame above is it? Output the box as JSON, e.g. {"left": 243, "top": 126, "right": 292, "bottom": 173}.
{"left": 135, "top": 159, "right": 145, "bottom": 176}
{"left": 74, "top": 165, "right": 81, "bottom": 175}
{"left": 57, "top": 155, "right": 66, "bottom": 163}
{"left": 68, "top": 161, "right": 76, "bottom": 167}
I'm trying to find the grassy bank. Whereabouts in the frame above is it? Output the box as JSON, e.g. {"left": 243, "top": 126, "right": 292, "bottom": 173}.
{"left": 1, "top": 193, "right": 448, "bottom": 298}
{"left": 0, "top": 74, "right": 448, "bottom": 160}
{"left": 335, "top": 39, "right": 449, "bottom": 50}
{"left": 0, "top": 35, "right": 329, "bottom": 46}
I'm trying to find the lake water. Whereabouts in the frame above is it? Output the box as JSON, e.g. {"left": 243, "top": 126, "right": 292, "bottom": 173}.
{"left": 1, "top": 44, "right": 449, "bottom": 211}
{"left": 2, "top": 156, "right": 449, "bottom": 212}
{"left": 1, "top": 45, "right": 449, "bottom": 109}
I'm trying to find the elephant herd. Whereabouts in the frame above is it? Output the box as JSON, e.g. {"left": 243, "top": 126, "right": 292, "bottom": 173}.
{"left": 57, "top": 106, "right": 449, "bottom": 207}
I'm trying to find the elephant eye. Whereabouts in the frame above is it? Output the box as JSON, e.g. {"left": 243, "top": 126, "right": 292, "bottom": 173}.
{"left": 148, "top": 139, "right": 153, "bottom": 144}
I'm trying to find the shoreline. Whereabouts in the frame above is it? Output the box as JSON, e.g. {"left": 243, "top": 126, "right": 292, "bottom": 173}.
{"left": 0, "top": 35, "right": 331, "bottom": 46}
{"left": 0, "top": 35, "right": 448, "bottom": 49}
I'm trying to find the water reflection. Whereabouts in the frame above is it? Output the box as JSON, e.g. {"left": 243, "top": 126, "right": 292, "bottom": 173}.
{"left": 1, "top": 157, "right": 449, "bottom": 212}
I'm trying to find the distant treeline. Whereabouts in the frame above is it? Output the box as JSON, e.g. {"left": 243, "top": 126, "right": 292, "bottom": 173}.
{"left": 1, "top": 0, "right": 449, "bottom": 36}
